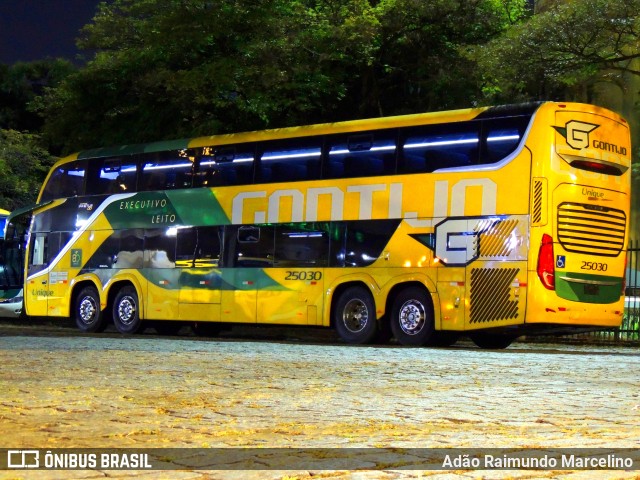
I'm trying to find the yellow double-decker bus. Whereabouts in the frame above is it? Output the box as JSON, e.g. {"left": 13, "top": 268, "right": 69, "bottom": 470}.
{"left": 17, "top": 102, "right": 631, "bottom": 348}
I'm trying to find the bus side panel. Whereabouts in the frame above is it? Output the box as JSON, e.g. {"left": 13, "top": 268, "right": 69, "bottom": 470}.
{"left": 257, "top": 269, "right": 324, "bottom": 325}
{"left": 464, "top": 260, "right": 528, "bottom": 331}
{"left": 144, "top": 268, "right": 180, "bottom": 320}
{"left": 435, "top": 267, "right": 466, "bottom": 331}
{"left": 177, "top": 266, "right": 222, "bottom": 322}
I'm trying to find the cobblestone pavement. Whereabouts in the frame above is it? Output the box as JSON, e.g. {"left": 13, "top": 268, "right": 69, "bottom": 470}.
{"left": 0, "top": 321, "right": 638, "bottom": 479}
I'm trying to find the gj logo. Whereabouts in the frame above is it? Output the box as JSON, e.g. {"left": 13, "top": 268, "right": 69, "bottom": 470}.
{"left": 71, "top": 249, "right": 82, "bottom": 268}
{"left": 553, "top": 120, "right": 599, "bottom": 150}
{"left": 7, "top": 450, "right": 39, "bottom": 468}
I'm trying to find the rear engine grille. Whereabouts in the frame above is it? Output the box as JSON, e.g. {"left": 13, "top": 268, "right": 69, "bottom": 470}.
{"left": 557, "top": 202, "right": 626, "bottom": 256}
{"left": 469, "top": 268, "right": 519, "bottom": 323}
{"left": 532, "top": 180, "right": 543, "bottom": 224}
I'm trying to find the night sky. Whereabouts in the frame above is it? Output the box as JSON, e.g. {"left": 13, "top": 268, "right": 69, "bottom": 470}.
{"left": 0, "top": 0, "right": 102, "bottom": 64}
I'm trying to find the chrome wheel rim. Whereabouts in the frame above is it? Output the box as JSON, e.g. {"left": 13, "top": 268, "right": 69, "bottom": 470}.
{"left": 117, "top": 296, "right": 136, "bottom": 326}
{"left": 78, "top": 296, "right": 97, "bottom": 325}
{"left": 398, "top": 300, "right": 426, "bottom": 335}
{"left": 342, "top": 298, "right": 369, "bottom": 333}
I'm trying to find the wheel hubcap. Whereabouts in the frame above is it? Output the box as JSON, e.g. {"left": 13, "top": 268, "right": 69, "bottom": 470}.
{"left": 117, "top": 296, "right": 136, "bottom": 326}
{"left": 79, "top": 297, "right": 97, "bottom": 324}
{"left": 342, "top": 298, "right": 369, "bottom": 333}
{"left": 399, "top": 300, "right": 426, "bottom": 335}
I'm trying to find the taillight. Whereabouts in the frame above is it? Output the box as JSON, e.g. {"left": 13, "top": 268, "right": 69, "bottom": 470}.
{"left": 568, "top": 159, "right": 625, "bottom": 176}
{"left": 537, "top": 233, "right": 555, "bottom": 290}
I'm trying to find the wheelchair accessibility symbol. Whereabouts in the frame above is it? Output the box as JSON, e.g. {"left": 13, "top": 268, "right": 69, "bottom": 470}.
{"left": 556, "top": 255, "right": 566, "bottom": 269}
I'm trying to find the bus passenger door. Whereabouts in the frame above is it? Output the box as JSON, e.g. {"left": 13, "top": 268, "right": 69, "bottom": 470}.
{"left": 176, "top": 226, "right": 222, "bottom": 322}
{"left": 219, "top": 226, "right": 262, "bottom": 324}
{"left": 25, "top": 232, "right": 70, "bottom": 317}
{"left": 45, "top": 232, "right": 74, "bottom": 316}
{"left": 25, "top": 232, "right": 49, "bottom": 316}
{"left": 143, "top": 228, "right": 179, "bottom": 320}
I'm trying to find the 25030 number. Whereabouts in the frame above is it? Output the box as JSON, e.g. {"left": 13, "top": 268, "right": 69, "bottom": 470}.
{"left": 285, "top": 271, "right": 322, "bottom": 281}
{"left": 581, "top": 261, "right": 608, "bottom": 272}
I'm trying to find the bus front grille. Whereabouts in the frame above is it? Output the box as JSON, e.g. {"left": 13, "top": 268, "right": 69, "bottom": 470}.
{"left": 557, "top": 202, "right": 626, "bottom": 257}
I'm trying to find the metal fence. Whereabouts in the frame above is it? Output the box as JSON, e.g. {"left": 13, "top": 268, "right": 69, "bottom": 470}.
{"left": 620, "top": 240, "right": 640, "bottom": 343}
{"left": 540, "top": 241, "right": 640, "bottom": 345}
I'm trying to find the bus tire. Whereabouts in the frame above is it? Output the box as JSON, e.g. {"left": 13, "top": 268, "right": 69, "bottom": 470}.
{"left": 334, "top": 286, "right": 377, "bottom": 344}
{"left": 390, "top": 287, "right": 434, "bottom": 346}
{"left": 75, "top": 286, "right": 106, "bottom": 333}
{"left": 469, "top": 332, "right": 517, "bottom": 349}
{"left": 113, "top": 286, "right": 142, "bottom": 334}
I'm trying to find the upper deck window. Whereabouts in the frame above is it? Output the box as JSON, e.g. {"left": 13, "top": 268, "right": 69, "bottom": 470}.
{"left": 257, "top": 138, "right": 322, "bottom": 183}
{"left": 86, "top": 157, "right": 138, "bottom": 195}
{"left": 65, "top": 109, "right": 533, "bottom": 198}
{"left": 140, "top": 150, "right": 194, "bottom": 191}
{"left": 400, "top": 123, "right": 480, "bottom": 173}
{"left": 41, "top": 160, "right": 86, "bottom": 202}
{"left": 398, "top": 116, "right": 530, "bottom": 173}
{"left": 483, "top": 117, "right": 529, "bottom": 163}
{"left": 325, "top": 130, "right": 397, "bottom": 178}
{"left": 196, "top": 145, "right": 256, "bottom": 187}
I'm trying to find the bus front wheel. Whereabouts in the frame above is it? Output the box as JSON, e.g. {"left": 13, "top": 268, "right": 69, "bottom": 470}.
{"left": 334, "top": 286, "right": 377, "bottom": 344}
{"left": 390, "top": 287, "right": 434, "bottom": 346}
{"left": 75, "top": 286, "right": 107, "bottom": 333}
{"left": 113, "top": 286, "right": 142, "bottom": 334}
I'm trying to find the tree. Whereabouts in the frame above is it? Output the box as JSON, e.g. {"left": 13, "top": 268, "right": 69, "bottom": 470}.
{"left": 40, "top": 0, "right": 343, "bottom": 151}
{"left": 40, "top": 0, "right": 526, "bottom": 153}
{"left": 0, "top": 60, "right": 74, "bottom": 132}
{"left": 0, "top": 130, "right": 56, "bottom": 210}
{"left": 473, "top": 0, "right": 640, "bottom": 102}
{"left": 301, "top": 0, "right": 529, "bottom": 117}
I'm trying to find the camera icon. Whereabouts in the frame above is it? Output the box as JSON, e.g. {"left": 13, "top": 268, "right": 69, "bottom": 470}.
{"left": 7, "top": 450, "right": 40, "bottom": 469}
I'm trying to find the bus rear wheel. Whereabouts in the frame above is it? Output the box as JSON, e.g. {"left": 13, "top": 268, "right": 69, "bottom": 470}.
{"left": 334, "top": 286, "right": 377, "bottom": 344}
{"left": 113, "top": 286, "right": 142, "bottom": 334}
{"left": 75, "top": 286, "right": 106, "bottom": 333}
{"left": 469, "top": 332, "right": 517, "bottom": 349}
{"left": 390, "top": 287, "right": 434, "bottom": 346}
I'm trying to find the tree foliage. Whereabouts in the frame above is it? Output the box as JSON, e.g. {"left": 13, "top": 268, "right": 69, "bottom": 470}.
{"left": 0, "top": 130, "right": 56, "bottom": 209}
{"left": 474, "top": 0, "right": 640, "bottom": 102}
{"left": 39, "top": 0, "right": 526, "bottom": 153}
{"left": 0, "top": 59, "right": 74, "bottom": 132}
